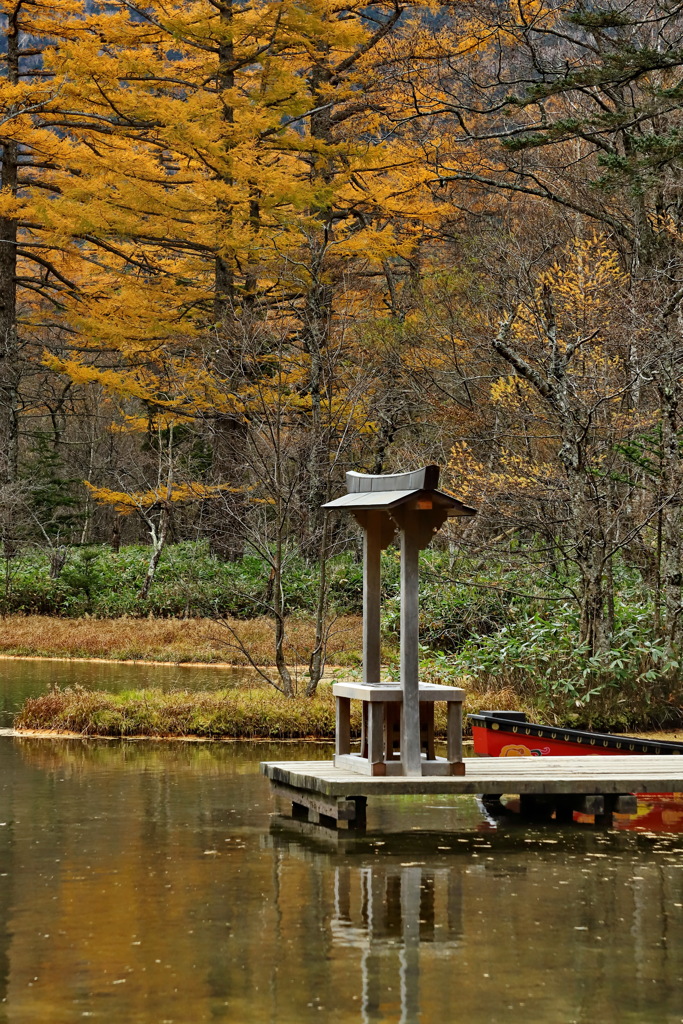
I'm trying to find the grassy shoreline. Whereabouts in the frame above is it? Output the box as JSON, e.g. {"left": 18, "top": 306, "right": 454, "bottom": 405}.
{"left": 0, "top": 653, "right": 346, "bottom": 673}
{"left": 2, "top": 613, "right": 524, "bottom": 740}
{"left": 0, "top": 613, "right": 365, "bottom": 665}
{"left": 13, "top": 684, "right": 525, "bottom": 740}
{"left": 6, "top": 615, "right": 674, "bottom": 738}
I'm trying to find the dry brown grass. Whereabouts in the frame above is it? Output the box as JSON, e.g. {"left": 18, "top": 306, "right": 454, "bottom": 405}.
{"left": 14, "top": 682, "right": 525, "bottom": 739}
{"left": 15, "top": 685, "right": 348, "bottom": 738}
{"left": 0, "top": 614, "right": 364, "bottom": 666}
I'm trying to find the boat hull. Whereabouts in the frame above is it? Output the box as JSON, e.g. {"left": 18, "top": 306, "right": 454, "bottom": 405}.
{"left": 470, "top": 712, "right": 683, "bottom": 829}
{"left": 469, "top": 711, "right": 683, "bottom": 759}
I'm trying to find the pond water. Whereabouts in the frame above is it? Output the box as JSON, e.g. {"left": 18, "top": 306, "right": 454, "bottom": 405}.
{"left": 0, "top": 658, "right": 253, "bottom": 728}
{"left": 2, "top": 735, "right": 683, "bottom": 1024}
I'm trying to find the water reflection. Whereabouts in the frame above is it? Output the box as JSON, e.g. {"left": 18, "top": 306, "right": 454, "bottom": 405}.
{"left": 265, "top": 821, "right": 683, "bottom": 1024}
{"left": 2, "top": 737, "right": 683, "bottom": 1023}
{"left": 0, "top": 657, "right": 254, "bottom": 727}
{"left": 267, "top": 824, "right": 463, "bottom": 1023}
{"left": 615, "top": 794, "right": 683, "bottom": 833}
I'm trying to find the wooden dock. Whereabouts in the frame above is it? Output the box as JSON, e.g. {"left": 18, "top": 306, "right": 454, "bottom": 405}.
{"left": 261, "top": 756, "right": 683, "bottom": 829}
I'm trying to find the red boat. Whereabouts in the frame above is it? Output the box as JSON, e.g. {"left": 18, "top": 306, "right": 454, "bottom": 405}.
{"left": 470, "top": 711, "right": 683, "bottom": 832}
{"left": 469, "top": 710, "right": 683, "bottom": 758}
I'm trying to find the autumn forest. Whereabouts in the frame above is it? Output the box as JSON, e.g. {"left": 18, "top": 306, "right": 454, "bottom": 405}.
{"left": 2, "top": 0, "right": 683, "bottom": 721}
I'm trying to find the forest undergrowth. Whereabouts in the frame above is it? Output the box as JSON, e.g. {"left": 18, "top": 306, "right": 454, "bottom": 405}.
{"left": 3, "top": 541, "right": 682, "bottom": 731}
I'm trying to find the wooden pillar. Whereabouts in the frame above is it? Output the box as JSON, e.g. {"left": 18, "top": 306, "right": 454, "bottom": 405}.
{"left": 335, "top": 696, "right": 351, "bottom": 756}
{"left": 368, "top": 702, "right": 385, "bottom": 769}
{"left": 420, "top": 703, "right": 435, "bottom": 760}
{"left": 363, "top": 511, "right": 382, "bottom": 684}
{"left": 595, "top": 793, "right": 617, "bottom": 827}
{"left": 447, "top": 702, "right": 463, "bottom": 763}
{"left": 401, "top": 516, "right": 421, "bottom": 776}
{"left": 348, "top": 796, "right": 367, "bottom": 830}
{"left": 554, "top": 795, "right": 575, "bottom": 824}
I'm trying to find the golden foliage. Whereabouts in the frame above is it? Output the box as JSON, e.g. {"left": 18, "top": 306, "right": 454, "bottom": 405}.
{"left": 83, "top": 482, "right": 240, "bottom": 515}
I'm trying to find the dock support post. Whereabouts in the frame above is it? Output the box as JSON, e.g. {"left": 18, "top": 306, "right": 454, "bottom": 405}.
{"left": 554, "top": 795, "right": 575, "bottom": 824}
{"left": 595, "top": 794, "right": 617, "bottom": 827}
{"left": 350, "top": 796, "right": 367, "bottom": 831}
{"left": 401, "top": 516, "right": 421, "bottom": 776}
{"left": 519, "top": 794, "right": 554, "bottom": 820}
{"left": 271, "top": 781, "right": 367, "bottom": 831}
{"left": 594, "top": 793, "right": 638, "bottom": 826}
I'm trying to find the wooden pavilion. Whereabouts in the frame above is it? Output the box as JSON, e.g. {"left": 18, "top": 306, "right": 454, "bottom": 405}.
{"left": 322, "top": 465, "right": 476, "bottom": 778}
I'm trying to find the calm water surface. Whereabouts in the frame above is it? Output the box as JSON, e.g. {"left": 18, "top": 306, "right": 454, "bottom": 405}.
{"left": 0, "top": 658, "right": 252, "bottom": 728}
{"left": 2, "top": 735, "right": 683, "bottom": 1024}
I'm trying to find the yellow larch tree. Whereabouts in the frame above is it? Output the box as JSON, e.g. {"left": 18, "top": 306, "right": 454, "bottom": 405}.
{"left": 447, "top": 236, "right": 638, "bottom": 655}
{"left": 0, "top": 0, "right": 105, "bottom": 488}
{"left": 35, "top": 0, "right": 476, "bottom": 548}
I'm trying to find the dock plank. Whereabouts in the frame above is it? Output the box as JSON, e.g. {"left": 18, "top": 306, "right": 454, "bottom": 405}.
{"left": 261, "top": 756, "right": 683, "bottom": 797}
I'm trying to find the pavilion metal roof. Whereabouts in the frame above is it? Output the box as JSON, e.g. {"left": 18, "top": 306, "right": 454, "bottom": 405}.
{"left": 321, "top": 465, "right": 476, "bottom": 516}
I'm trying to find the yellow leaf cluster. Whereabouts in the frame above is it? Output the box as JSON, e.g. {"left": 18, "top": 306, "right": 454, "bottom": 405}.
{"left": 84, "top": 482, "right": 240, "bottom": 515}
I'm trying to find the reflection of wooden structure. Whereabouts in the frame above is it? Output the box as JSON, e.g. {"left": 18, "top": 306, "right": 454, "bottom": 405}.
{"left": 322, "top": 465, "right": 475, "bottom": 777}
{"left": 333, "top": 863, "right": 462, "bottom": 1024}
{"left": 331, "top": 862, "right": 462, "bottom": 945}
{"left": 265, "top": 825, "right": 463, "bottom": 1024}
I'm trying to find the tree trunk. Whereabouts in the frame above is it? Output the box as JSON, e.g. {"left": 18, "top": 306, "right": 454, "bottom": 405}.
{"left": 138, "top": 507, "right": 168, "bottom": 601}
{"left": 301, "top": 259, "right": 333, "bottom": 558}
{"left": 493, "top": 310, "right": 612, "bottom": 657}
{"left": 563, "top": 463, "right": 610, "bottom": 657}
{"left": 209, "top": 1, "right": 251, "bottom": 560}
{"left": 300, "top": 66, "right": 334, "bottom": 560}
{"left": 214, "top": 0, "right": 235, "bottom": 322}
{"left": 272, "top": 534, "right": 294, "bottom": 696}
{"left": 0, "top": 10, "right": 20, "bottom": 487}
{"left": 659, "top": 369, "right": 683, "bottom": 651}
{"left": 306, "top": 516, "right": 330, "bottom": 696}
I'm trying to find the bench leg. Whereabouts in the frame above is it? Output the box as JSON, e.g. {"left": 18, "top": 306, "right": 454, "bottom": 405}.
{"left": 447, "top": 702, "right": 463, "bottom": 763}
{"left": 368, "top": 702, "right": 385, "bottom": 768}
{"left": 335, "top": 696, "right": 351, "bottom": 756}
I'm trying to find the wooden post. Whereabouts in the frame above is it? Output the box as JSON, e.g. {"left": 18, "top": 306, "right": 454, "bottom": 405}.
{"left": 385, "top": 703, "right": 401, "bottom": 760}
{"left": 401, "top": 516, "right": 421, "bottom": 776}
{"left": 554, "top": 795, "right": 575, "bottom": 824}
{"left": 335, "top": 696, "right": 351, "bottom": 756}
{"left": 348, "top": 796, "right": 367, "bottom": 830}
{"left": 363, "top": 511, "right": 382, "bottom": 683}
{"left": 420, "top": 704, "right": 435, "bottom": 760}
{"left": 368, "top": 702, "right": 385, "bottom": 772}
{"left": 595, "top": 793, "right": 617, "bottom": 827}
{"left": 447, "top": 702, "right": 463, "bottom": 763}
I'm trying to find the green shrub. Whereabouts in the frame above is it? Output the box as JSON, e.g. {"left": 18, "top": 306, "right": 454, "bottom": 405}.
{"left": 4, "top": 540, "right": 681, "bottom": 732}
{"left": 0, "top": 542, "right": 370, "bottom": 620}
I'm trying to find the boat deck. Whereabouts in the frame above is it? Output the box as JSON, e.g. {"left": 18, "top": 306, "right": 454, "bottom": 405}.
{"left": 261, "top": 755, "right": 683, "bottom": 797}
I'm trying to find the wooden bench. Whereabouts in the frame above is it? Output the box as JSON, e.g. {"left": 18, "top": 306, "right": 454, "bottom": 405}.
{"left": 333, "top": 681, "right": 465, "bottom": 776}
